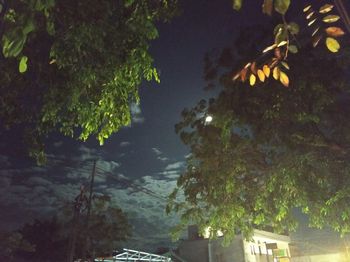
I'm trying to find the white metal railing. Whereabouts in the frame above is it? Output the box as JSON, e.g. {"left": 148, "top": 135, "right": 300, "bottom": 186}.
{"left": 95, "top": 248, "right": 171, "bottom": 261}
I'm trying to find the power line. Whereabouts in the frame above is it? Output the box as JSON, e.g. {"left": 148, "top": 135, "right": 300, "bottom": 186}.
{"left": 95, "top": 166, "right": 168, "bottom": 202}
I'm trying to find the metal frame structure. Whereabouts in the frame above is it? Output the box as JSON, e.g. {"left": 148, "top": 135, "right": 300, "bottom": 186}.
{"left": 95, "top": 248, "right": 172, "bottom": 261}
{"left": 113, "top": 249, "right": 171, "bottom": 261}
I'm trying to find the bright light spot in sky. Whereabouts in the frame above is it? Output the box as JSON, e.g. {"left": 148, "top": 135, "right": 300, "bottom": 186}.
{"left": 205, "top": 115, "right": 213, "bottom": 123}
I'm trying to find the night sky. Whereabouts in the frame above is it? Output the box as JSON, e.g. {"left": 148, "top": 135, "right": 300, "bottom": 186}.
{"left": 0, "top": 0, "right": 342, "bottom": 253}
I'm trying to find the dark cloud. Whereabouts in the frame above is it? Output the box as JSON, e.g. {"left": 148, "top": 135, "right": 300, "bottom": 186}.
{"left": 0, "top": 143, "right": 182, "bottom": 251}
{"left": 120, "top": 141, "right": 131, "bottom": 147}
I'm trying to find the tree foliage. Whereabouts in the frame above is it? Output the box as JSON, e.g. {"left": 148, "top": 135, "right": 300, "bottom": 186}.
{"left": 167, "top": 26, "right": 350, "bottom": 242}
{"left": 16, "top": 218, "right": 67, "bottom": 261}
{"left": 79, "top": 194, "right": 131, "bottom": 257}
{"left": 232, "top": 0, "right": 348, "bottom": 88}
{"left": 0, "top": 231, "right": 34, "bottom": 261}
{"left": 13, "top": 195, "right": 131, "bottom": 261}
{"left": 0, "top": 0, "right": 177, "bottom": 160}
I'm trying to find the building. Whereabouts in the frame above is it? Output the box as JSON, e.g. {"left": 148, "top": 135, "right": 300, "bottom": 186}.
{"left": 172, "top": 225, "right": 291, "bottom": 262}
{"left": 288, "top": 226, "right": 350, "bottom": 262}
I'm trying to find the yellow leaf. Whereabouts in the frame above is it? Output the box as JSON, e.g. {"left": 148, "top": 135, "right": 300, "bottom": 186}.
{"left": 263, "top": 65, "right": 270, "bottom": 77}
{"left": 312, "top": 27, "right": 320, "bottom": 36}
{"left": 319, "top": 4, "right": 334, "bottom": 14}
{"left": 323, "top": 15, "right": 340, "bottom": 23}
{"left": 233, "top": 72, "right": 240, "bottom": 81}
{"left": 277, "top": 40, "right": 288, "bottom": 47}
{"left": 326, "top": 37, "right": 340, "bottom": 52}
{"left": 244, "top": 62, "right": 251, "bottom": 69}
{"left": 257, "top": 69, "right": 265, "bottom": 82}
{"left": 279, "top": 71, "right": 289, "bottom": 87}
{"left": 263, "top": 43, "right": 277, "bottom": 53}
{"left": 273, "top": 67, "right": 280, "bottom": 80}
{"left": 281, "top": 61, "right": 289, "bottom": 70}
{"left": 308, "top": 18, "right": 317, "bottom": 26}
{"left": 312, "top": 34, "right": 323, "bottom": 47}
{"left": 306, "top": 11, "right": 314, "bottom": 20}
{"left": 303, "top": 5, "right": 312, "bottom": 13}
{"left": 249, "top": 74, "right": 256, "bottom": 86}
{"left": 325, "top": 27, "right": 345, "bottom": 37}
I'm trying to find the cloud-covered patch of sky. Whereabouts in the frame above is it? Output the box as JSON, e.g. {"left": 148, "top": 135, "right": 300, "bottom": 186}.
{"left": 0, "top": 147, "right": 182, "bottom": 251}
{"left": 53, "top": 141, "right": 63, "bottom": 148}
{"left": 105, "top": 174, "right": 180, "bottom": 251}
{"left": 152, "top": 147, "right": 169, "bottom": 162}
{"left": 120, "top": 141, "right": 131, "bottom": 147}
{"left": 164, "top": 161, "right": 185, "bottom": 171}
{"left": 0, "top": 155, "right": 11, "bottom": 168}
{"left": 130, "top": 103, "right": 145, "bottom": 124}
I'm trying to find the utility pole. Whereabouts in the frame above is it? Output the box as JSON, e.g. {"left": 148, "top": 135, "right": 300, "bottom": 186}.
{"left": 82, "top": 160, "right": 96, "bottom": 261}
{"left": 67, "top": 185, "right": 88, "bottom": 262}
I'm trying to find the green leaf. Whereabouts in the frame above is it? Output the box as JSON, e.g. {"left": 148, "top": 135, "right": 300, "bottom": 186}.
{"left": 274, "top": 26, "right": 287, "bottom": 45}
{"left": 288, "top": 22, "right": 299, "bottom": 35}
{"left": 124, "top": 0, "right": 135, "bottom": 7}
{"left": 274, "top": 0, "right": 290, "bottom": 15}
{"left": 2, "top": 32, "right": 27, "bottom": 57}
{"left": 19, "top": 56, "right": 28, "bottom": 73}
{"left": 288, "top": 45, "right": 298, "bottom": 53}
{"left": 325, "top": 37, "right": 340, "bottom": 52}
{"left": 33, "top": 0, "right": 55, "bottom": 11}
{"left": 274, "top": 24, "right": 284, "bottom": 35}
{"left": 232, "top": 0, "right": 243, "bottom": 10}
{"left": 23, "top": 18, "right": 36, "bottom": 35}
{"left": 46, "top": 20, "right": 55, "bottom": 35}
{"left": 262, "top": 0, "right": 273, "bottom": 15}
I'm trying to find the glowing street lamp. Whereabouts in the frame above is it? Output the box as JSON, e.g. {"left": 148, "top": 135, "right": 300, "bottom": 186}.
{"left": 205, "top": 115, "right": 213, "bottom": 123}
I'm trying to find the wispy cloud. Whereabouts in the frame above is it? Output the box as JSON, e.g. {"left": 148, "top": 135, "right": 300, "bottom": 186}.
{"left": 130, "top": 103, "right": 145, "bottom": 124}
{"left": 157, "top": 156, "right": 169, "bottom": 162}
{"left": 152, "top": 148, "right": 169, "bottom": 162}
{"left": 152, "top": 148, "right": 162, "bottom": 156}
{"left": 53, "top": 141, "right": 63, "bottom": 148}
{"left": 165, "top": 161, "right": 185, "bottom": 171}
{"left": 120, "top": 141, "right": 131, "bottom": 147}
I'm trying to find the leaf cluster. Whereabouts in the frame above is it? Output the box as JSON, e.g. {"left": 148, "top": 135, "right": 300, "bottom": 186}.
{"left": 232, "top": 1, "right": 347, "bottom": 88}
{"left": 168, "top": 38, "right": 350, "bottom": 242}
{"left": 0, "top": 0, "right": 178, "bottom": 159}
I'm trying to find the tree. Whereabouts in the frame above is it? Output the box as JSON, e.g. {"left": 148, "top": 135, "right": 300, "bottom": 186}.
{"left": 78, "top": 194, "right": 131, "bottom": 258}
{"left": 0, "top": 0, "right": 177, "bottom": 161}
{"left": 16, "top": 218, "right": 67, "bottom": 261}
{"left": 167, "top": 25, "right": 350, "bottom": 242}
{"left": 14, "top": 195, "right": 130, "bottom": 261}
{"left": 63, "top": 193, "right": 131, "bottom": 260}
{"left": 0, "top": 231, "right": 34, "bottom": 261}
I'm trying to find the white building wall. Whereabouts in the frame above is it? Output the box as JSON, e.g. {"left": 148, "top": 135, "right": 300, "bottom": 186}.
{"left": 243, "top": 230, "right": 291, "bottom": 262}
{"left": 291, "top": 253, "right": 348, "bottom": 262}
